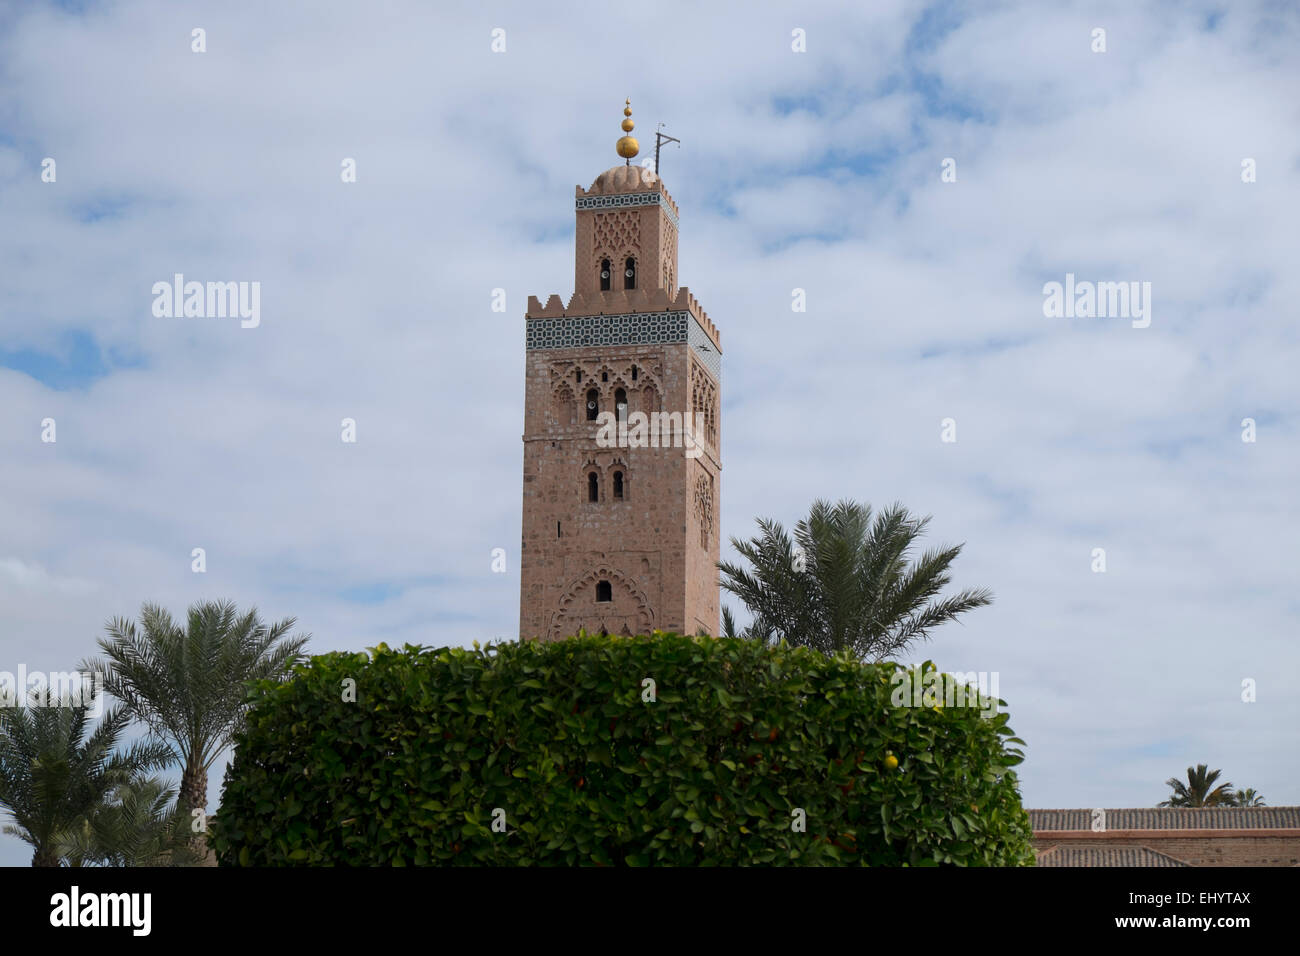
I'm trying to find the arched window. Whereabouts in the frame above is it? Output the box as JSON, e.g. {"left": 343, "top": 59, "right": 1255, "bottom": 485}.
{"left": 624, "top": 257, "right": 636, "bottom": 290}
{"left": 587, "top": 472, "right": 599, "bottom": 502}
{"left": 614, "top": 388, "right": 627, "bottom": 422}
{"left": 600, "top": 258, "right": 611, "bottom": 291}
{"left": 613, "top": 470, "right": 624, "bottom": 499}
{"left": 586, "top": 388, "right": 599, "bottom": 421}
{"left": 596, "top": 580, "right": 612, "bottom": 602}
{"left": 631, "top": 365, "right": 638, "bottom": 381}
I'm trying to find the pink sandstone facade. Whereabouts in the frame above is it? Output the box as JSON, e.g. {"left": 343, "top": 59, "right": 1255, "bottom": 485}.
{"left": 519, "top": 161, "right": 721, "bottom": 641}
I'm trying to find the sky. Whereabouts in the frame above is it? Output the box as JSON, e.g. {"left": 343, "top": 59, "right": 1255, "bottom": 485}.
{"left": 1, "top": 0, "right": 1297, "bottom": 865}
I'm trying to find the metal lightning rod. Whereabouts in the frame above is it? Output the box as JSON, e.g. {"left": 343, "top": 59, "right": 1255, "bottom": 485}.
{"left": 654, "top": 124, "right": 681, "bottom": 176}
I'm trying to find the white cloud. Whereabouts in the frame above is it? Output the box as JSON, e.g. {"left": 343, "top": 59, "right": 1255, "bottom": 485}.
{"left": 1, "top": 0, "right": 1297, "bottom": 865}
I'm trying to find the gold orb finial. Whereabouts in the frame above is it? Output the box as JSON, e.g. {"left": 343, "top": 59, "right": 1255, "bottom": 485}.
{"left": 616, "top": 97, "right": 639, "bottom": 163}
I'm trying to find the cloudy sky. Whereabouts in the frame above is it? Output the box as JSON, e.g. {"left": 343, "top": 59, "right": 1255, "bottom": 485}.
{"left": 1, "top": 0, "right": 1296, "bottom": 865}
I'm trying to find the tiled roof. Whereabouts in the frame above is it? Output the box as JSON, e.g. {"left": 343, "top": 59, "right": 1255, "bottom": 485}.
{"left": 1037, "top": 845, "right": 1190, "bottom": 867}
{"left": 1028, "top": 807, "right": 1300, "bottom": 831}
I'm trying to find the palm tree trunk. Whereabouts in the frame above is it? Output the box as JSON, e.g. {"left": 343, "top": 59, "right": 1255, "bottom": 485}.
{"left": 178, "top": 760, "right": 211, "bottom": 862}
{"left": 32, "top": 846, "right": 60, "bottom": 867}
{"left": 179, "top": 762, "right": 208, "bottom": 814}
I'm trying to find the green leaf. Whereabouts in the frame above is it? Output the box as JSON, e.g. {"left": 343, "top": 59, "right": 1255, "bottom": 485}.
{"left": 214, "top": 633, "right": 1034, "bottom": 867}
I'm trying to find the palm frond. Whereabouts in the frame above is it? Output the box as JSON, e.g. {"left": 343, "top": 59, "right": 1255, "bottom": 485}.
{"left": 717, "top": 498, "right": 991, "bottom": 661}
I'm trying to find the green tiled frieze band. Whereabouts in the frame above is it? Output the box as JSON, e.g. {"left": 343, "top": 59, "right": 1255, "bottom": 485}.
{"left": 526, "top": 310, "right": 720, "bottom": 381}
{"left": 575, "top": 191, "right": 680, "bottom": 229}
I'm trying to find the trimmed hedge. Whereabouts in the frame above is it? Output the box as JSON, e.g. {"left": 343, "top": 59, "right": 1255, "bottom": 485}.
{"left": 212, "top": 634, "right": 1034, "bottom": 866}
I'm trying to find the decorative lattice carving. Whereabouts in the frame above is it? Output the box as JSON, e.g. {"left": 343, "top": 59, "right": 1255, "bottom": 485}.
{"left": 662, "top": 220, "right": 677, "bottom": 293}
{"left": 690, "top": 356, "right": 719, "bottom": 447}
{"left": 592, "top": 209, "right": 640, "bottom": 267}
{"left": 694, "top": 472, "right": 714, "bottom": 550}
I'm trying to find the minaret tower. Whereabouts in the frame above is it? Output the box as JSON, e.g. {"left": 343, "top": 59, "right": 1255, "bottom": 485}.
{"left": 519, "top": 100, "right": 722, "bottom": 640}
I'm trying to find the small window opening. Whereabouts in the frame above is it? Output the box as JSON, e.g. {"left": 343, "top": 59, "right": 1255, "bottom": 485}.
{"left": 557, "top": 521, "right": 561, "bottom": 538}
{"left": 588, "top": 473, "right": 599, "bottom": 502}
{"left": 613, "top": 471, "right": 624, "bottom": 499}
{"left": 624, "top": 257, "right": 636, "bottom": 290}
{"left": 601, "top": 371, "right": 608, "bottom": 382}
{"left": 596, "top": 580, "right": 612, "bottom": 602}
{"left": 631, "top": 365, "right": 638, "bottom": 381}
{"left": 586, "top": 388, "right": 599, "bottom": 421}
{"left": 575, "top": 369, "right": 582, "bottom": 383}
{"left": 615, "top": 388, "right": 627, "bottom": 422}
{"left": 600, "top": 258, "right": 611, "bottom": 291}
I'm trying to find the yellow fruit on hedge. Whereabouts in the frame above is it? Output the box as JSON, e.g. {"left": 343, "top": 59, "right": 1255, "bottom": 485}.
{"left": 884, "top": 754, "right": 899, "bottom": 770}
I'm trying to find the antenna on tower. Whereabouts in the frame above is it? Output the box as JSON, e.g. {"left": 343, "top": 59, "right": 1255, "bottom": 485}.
{"left": 654, "top": 123, "right": 681, "bottom": 177}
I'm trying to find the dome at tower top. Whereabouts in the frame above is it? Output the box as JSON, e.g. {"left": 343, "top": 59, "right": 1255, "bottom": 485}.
{"left": 589, "top": 163, "right": 658, "bottom": 194}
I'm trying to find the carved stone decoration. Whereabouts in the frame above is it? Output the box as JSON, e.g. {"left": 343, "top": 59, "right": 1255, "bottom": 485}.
{"left": 689, "top": 356, "right": 719, "bottom": 447}
{"left": 552, "top": 383, "right": 576, "bottom": 426}
{"left": 694, "top": 471, "right": 714, "bottom": 550}
{"left": 592, "top": 209, "right": 641, "bottom": 269}
{"left": 550, "top": 565, "right": 655, "bottom": 640}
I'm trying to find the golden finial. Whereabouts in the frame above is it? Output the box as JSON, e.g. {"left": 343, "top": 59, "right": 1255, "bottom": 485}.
{"left": 616, "top": 97, "right": 639, "bottom": 164}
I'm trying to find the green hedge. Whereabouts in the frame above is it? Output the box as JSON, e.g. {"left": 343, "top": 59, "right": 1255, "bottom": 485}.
{"left": 212, "top": 634, "right": 1034, "bottom": 866}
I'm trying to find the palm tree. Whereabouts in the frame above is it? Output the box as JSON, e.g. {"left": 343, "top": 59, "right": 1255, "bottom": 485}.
{"left": 0, "top": 700, "right": 171, "bottom": 866}
{"left": 1234, "top": 788, "right": 1266, "bottom": 807}
{"left": 718, "top": 499, "right": 992, "bottom": 661}
{"left": 1158, "top": 764, "right": 1237, "bottom": 807}
{"left": 54, "top": 777, "right": 199, "bottom": 867}
{"left": 80, "top": 600, "right": 309, "bottom": 818}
